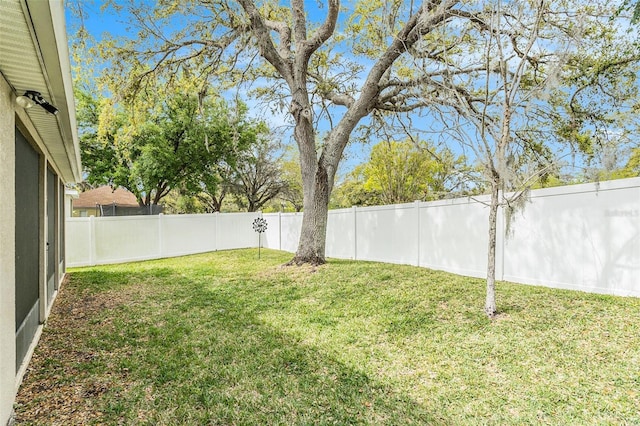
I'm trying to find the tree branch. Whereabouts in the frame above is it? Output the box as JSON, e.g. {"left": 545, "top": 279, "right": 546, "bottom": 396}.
{"left": 264, "top": 19, "right": 292, "bottom": 59}
{"left": 237, "top": 0, "right": 294, "bottom": 83}
{"left": 364, "top": 1, "right": 459, "bottom": 112}
{"left": 303, "top": 0, "right": 339, "bottom": 60}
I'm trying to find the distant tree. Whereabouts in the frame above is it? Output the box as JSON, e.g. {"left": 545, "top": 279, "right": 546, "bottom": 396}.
{"left": 162, "top": 190, "right": 206, "bottom": 214}
{"left": 595, "top": 146, "right": 640, "bottom": 180}
{"left": 363, "top": 141, "right": 429, "bottom": 204}
{"left": 279, "top": 150, "right": 304, "bottom": 212}
{"left": 361, "top": 139, "right": 468, "bottom": 204}
{"left": 75, "top": 89, "right": 117, "bottom": 192}
{"left": 230, "top": 137, "right": 288, "bottom": 212}
{"left": 195, "top": 164, "right": 236, "bottom": 213}
{"left": 623, "top": 148, "right": 640, "bottom": 176}
{"left": 330, "top": 140, "right": 472, "bottom": 208}
{"left": 79, "top": 87, "right": 260, "bottom": 207}
{"left": 331, "top": 165, "right": 380, "bottom": 208}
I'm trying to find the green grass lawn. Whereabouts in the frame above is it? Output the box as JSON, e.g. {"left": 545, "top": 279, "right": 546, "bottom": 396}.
{"left": 15, "top": 249, "right": 640, "bottom": 425}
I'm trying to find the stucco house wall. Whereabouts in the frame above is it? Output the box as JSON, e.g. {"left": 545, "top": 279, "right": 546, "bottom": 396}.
{"left": 0, "top": 67, "right": 18, "bottom": 426}
{"left": 0, "top": 1, "right": 81, "bottom": 424}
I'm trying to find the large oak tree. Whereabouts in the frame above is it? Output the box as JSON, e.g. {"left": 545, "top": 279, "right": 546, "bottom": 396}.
{"left": 91, "top": 0, "right": 480, "bottom": 265}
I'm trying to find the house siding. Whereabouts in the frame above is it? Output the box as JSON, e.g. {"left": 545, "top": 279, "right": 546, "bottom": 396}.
{"left": 0, "top": 73, "right": 18, "bottom": 426}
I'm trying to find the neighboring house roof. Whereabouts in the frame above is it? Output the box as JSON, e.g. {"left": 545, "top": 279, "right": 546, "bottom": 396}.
{"left": 73, "top": 186, "right": 140, "bottom": 209}
{"left": 0, "top": 0, "right": 81, "bottom": 182}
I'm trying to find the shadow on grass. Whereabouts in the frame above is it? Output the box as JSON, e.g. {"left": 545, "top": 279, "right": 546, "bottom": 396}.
{"left": 29, "top": 267, "right": 444, "bottom": 425}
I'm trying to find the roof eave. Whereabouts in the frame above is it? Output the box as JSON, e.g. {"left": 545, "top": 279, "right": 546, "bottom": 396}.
{"left": 24, "top": 0, "right": 82, "bottom": 182}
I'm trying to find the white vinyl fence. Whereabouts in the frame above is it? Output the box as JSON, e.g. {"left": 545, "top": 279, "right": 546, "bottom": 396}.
{"left": 65, "top": 178, "right": 640, "bottom": 297}
{"left": 66, "top": 212, "right": 260, "bottom": 267}
{"left": 262, "top": 177, "right": 640, "bottom": 297}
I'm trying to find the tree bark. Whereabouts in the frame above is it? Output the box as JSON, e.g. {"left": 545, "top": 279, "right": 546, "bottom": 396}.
{"left": 485, "top": 100, "right": 510, "bottom": 317}
{"left": 485, "top": 180, "right": 499, "bottom": 317}
{"left": 290, "top": 97, "right": 370, "bottom": 265}
{"left": 289, "top": 160, "right": 330, "bottom": 265}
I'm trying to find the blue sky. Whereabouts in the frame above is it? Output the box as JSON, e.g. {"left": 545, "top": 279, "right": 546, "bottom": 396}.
{"left": 63, "top": 1, "right": 394, "bottom": 177}
{"left": 64, "top": 1, "right": 637, "bottom": 183}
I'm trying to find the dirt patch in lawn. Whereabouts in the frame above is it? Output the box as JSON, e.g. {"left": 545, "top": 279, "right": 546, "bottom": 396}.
{"left": 13, "top": 276, "right": 144, "bottom": 425}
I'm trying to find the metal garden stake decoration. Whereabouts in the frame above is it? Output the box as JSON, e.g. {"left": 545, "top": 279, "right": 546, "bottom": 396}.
{"left": 252, "top": 217, "right": 268, "bottom": 259}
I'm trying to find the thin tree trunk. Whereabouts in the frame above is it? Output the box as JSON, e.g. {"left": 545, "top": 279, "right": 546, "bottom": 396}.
{"left": 485, "top": 100, "right": 510, "bottom": 317}
{"left": 485, "top": 180, "right": 499, "bottom": 317}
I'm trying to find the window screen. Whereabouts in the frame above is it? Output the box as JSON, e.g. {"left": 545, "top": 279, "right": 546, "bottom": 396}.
{"left": 15, "top": 128, "right": 41, "bottom": 370}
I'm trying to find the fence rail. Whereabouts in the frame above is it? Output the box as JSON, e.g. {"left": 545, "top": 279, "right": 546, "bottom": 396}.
{"left": 66, "top": 177, "right": 640, "bottom": 297}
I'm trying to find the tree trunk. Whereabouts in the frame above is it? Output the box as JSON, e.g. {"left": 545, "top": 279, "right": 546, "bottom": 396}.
{"left": 485, "top": 96, "right": 510, "bottom": 317}
{"left": 485, "top": 180, "right": 499, "bottom": 317}
{"left": 289, "top": 107, "right": 364, "bottom": 265}
{"left": 289, "top": 101, "right": 332, "bottom": 265}
{"left": 289, "top": 161, "right": 330, "bottom": 265}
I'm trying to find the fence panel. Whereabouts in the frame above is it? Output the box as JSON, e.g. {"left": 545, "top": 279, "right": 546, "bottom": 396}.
{"left": 161, "top": 214, "right": 217, "bottom": 258}
{"left": 419, "top": 196, "right": 492, "bottom": 279}
{"left": 503, "top": 180, "right": 640, "bottom": 296}
{"left": 65, "top": 218, "right": 92, "bottom": 267}
{"left": 355, "top": 203, "right": 419, "bottom": 265}
{"left": 94, "top": 216, "right": 160, "bottom": 264}
{"left": 67, "top": 212, "right": 259, "bottom": 267}
{"left": 326, "top": 208, "right": 356, "bottom": 259}
{"left": 279, "top": 213, "right": 303, "bottom": 253}
{"left": 262, "top": 213, "right": 280, "bottom": 250}
{"left": 217, "top": 212, "right": 261, "bottom": 250}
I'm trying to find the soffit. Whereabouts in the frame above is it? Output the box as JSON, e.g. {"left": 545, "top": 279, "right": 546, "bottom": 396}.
{"left": 0, "top": 0, "right": 81, "bottom": 183}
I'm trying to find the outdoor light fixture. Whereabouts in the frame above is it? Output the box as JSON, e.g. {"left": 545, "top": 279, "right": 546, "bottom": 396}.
{"left": 15, "top": 90, "right": 59, "bottom": 115}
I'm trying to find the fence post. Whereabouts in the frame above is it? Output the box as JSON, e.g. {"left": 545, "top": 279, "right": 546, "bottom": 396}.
{"left": 158, "top": 213, "right": 164, "bottom": 259}
{"left": 415, "top": 200, "right": 421, "bottom": 267}
{"left": 214, "top": 212, "right": 219, "bottom": 251}
{"left": 278, "top": 212, "right": 282, "bottom": 251}
{"left": 352, "top": 206, "right": 358, "bottom": 260}
{"left": 89, "top": 215, "right": 96, "bottom": 266}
